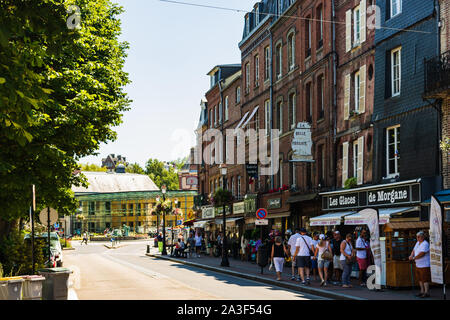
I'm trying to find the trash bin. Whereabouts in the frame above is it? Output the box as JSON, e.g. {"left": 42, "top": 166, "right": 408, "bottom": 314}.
{"left": 256, "top": 244, "right": 269, "bottom": 268}
{"left": 21, "top": 275, "right": 45, "bottom": 300}
{"left": 158, "top": 241, "right": 163, "bottom": 253}
{"left": 38, "top": 268, "right": 73, "bottom": 300}
{"left": 0, "top": 277, "right": 24, "bottom": 300}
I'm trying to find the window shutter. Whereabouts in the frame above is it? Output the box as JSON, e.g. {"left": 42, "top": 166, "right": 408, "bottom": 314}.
{"left": 385, "top": 51, "right": 392, "bottom": 98}
{"left": 346, "top": 10, "right": 352, "bottom": 52}
{"left": 342, "top": 142, "right": 349, "bottom": 187}
{"left": 359, "top": 65, "right": 366, "bottom": 114}
{"left": 360, "top": 0, "right": 366, "bottom": 43}
{"left": 344, "top": 74, "right": 351, "bottom": 120}
{"left": 357, "top": 136, "right": 364, "bottom": 185}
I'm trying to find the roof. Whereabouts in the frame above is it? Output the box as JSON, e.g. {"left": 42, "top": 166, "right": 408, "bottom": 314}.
{"left": 72, "top": 172, "right": 159, "bottom": 194}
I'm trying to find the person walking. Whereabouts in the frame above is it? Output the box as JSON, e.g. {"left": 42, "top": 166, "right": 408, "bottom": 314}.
{"left": 311, "top": 233, "right": 320, "bottom": 281}
{"left": 187, "top": 233, "right": 196, "bottom": 258}
{"left": 409, "top": 231, "right": 431, "bottom": 298}
{"left": 241, "top": 235, "right": 249, "bottom": 261}
{"left": 340, "top": 233, "right": 356, "bottom": 288}
{"left": 81, "top": 231, "right": 88, "bottom": 245}
{"left": 355, "top": 229, "right": 370, "bottom": 287}
{"left": 293, "top": 228, "right": 314, "bottom": 285}
{"left": 195, "top": 232, "right": 203, "bottom": 258}
{"left": 314, "top": 234, "right": 333, "bottom": 286}
{"left": 331, "top": 231, "right": 343, "bottom": 285}
{"left": 271, "top": 236, "right": 290, "bottom": 281}
{"left": 287, "top": 228, "right": 301, "bottom": 281}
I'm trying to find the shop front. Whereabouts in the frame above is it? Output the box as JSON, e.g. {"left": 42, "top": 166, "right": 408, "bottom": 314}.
{"left": 287, "top": 192, "right": 321, "bottom": 232}
{"left": 261, "top": 192, "right": 291, "bottom": 237}
{"left": 317, "top": 179, "right": 439, "bottom": 288}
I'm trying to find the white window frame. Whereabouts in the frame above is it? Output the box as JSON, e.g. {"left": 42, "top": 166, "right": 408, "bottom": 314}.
{"left": 276, "top": 44, "right": 282, "bottom": 79}
{"left": 278, "top": 101, "right": 283, "bottom": 135}
{"left": 318, "top": 6, "right": 323, "bottom": 42}
{"left": 353, "top": 140, "right": 359, "bottom": 180}
{"left": 255, "top": 55, "right": 260, "bottom": 85}
{"left": 391, "top": 0, "right": 402, "bottom": 18}
{"left": 391, "top": 47, "right": 401, "bottom": 97}
{"left": 290, "top": 93, "right": 296, "bottom": 129}
{"left": 255, "top": 6, "right": 260, "bottom": 25}
{"left": 224, "top": 96, "right": 229, "bottom": 121}
{"left": 354, "top": 70, "right": 361, "bottom": 112}
{"left": 265, "top": 99, "right": 270, "bottom": 136}
{"left": 265, "top": 46, "right": 270, "bottom": 80}
{"left": 245, "top": 63, "right": 250, "bottom": 91}
{"left": 386, "top": 125, "right": 400, "bottom": 178}
{"left": 245, "top": 16, "right": 250, "bottom": 34}
{"left": 288, "top": 32, "right": 295, "bottom": 70}
{"left": 236, "top": 86, "right": 241, "bottom": 103}
{"left": 353, "top": 6, "right": 361, "bottom": 46}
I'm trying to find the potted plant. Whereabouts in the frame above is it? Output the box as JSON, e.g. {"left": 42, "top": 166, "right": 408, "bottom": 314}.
{"left": 344, "top": 177, "right": 358, "bottom": 189}
{"left": 211, "top": 188, "right": 233, "bottom": 207}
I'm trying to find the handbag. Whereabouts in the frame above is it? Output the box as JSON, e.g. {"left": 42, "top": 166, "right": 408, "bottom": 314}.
{"left": 269, "top": 261, "right": 274, "bottom": 271}
{"left": 321, "top": 249, "right": 333, "bottom": 261}
{"left": 344, "top": 241, "right": 356, "bottom": 264}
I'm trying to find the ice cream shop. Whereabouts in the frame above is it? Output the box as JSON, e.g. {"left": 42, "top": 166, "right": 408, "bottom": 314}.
{"left": 313, "top": 179, "right": 441, "bottom": 287}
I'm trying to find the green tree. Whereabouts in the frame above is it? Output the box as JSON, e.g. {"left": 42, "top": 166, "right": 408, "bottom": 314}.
{"left": 80, "top": 163, "right": 107, "bottom": 172}
{"left": 145, "top": 159, "right": 179, "bottom": 190}
{"left": 0, "top": 0, "right": 131, "bottom": 238}
{"left": 126, "top": 162, "right": 145, "bottom": 174}
{"left": 441, "top": 137, "right": 450, "bottom": 153}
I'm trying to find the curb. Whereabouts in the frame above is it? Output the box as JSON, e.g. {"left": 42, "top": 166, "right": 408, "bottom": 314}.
{"left": 146, "top": 253, "right": 365, "bottom": 301}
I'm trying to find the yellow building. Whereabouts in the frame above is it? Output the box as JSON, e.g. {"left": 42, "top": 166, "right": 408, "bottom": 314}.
{"left": 72, "top": 171, "right": 196, "bottom": 234}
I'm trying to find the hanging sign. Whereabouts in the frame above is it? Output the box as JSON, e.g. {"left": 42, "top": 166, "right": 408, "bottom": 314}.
{"left": 430, "top": 196, "right": 444, "bottom": 284}
{"left": 291, "top": 122, "right": 314, "bottom": 162}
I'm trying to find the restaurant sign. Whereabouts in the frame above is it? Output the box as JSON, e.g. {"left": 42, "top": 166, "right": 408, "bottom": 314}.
{"left": 201, "top": 206, "right": 215, "bottom": 219}
{"left": 268, "top": 198, "right": 281, "bottom": 209}
{"left": 322, "top": 183, "right": 421, "bottom": 211}
{"left": 233, "top": 202, "right": 245, "bottom": 215}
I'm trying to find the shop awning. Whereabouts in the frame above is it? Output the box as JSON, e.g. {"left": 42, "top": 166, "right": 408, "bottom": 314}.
{"left": 215, "top": 217, "right": 243, "bottom": 225}
{"left": 193, "top": 221, "right": 208, "bottom": 228}
{"left": 268, "top": 212, "right": 291, "bottom": 219}
{"left": 385, "top": 221, "right": 429, "bottom": 231}
{"left": 344, "top": 207, "right": 419, "bottom": 225}
{"left": 287, "top": 193, "right": 318, "bottom": 204}
{"left": 422, "top": 189, "right": 450, "bottom": 204}
{"left": 310, "top": 211, "right": 356, "bottom": 226}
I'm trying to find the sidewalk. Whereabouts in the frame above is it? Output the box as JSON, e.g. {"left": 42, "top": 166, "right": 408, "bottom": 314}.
{"left": 146, "top": 247, "right": 448, "bottom": 300}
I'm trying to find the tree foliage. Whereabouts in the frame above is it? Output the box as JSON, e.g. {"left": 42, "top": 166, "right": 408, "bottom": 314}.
{"left": 0, "top": 0, "right": 131, "bottom": 232}
{"left": 79, "top": 163, "right": 107, "bottom": 172}
{"left": 441, "top": 137, "right": 450, "bottom": 153}
{"left": 145, "top": 159, "right": 179, "bottom": 190}
{"left": 126, "top": 162, "right": 145, "bottom": 174}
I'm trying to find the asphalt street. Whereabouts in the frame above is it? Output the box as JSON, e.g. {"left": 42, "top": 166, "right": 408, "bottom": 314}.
{"left": 64, "top": 240, "right": 324, "bottom": 300}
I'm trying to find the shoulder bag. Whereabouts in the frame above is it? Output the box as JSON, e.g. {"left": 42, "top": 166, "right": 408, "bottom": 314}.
{"left": 301, "top": 236, "right": 315, "bottom": 256}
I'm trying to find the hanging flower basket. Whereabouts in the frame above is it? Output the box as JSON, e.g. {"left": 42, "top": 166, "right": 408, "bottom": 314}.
{"left": 76, "top": 214, "right": 85, "bottom": 221}
{"left": 156, "top": 199, "right": 172, "bottom": 214}
{"left": 211, "top": 188, "right": 233, "bottom": 208}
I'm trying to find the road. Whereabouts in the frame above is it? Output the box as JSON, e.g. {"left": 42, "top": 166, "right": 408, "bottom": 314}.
{"left": 64, "top": 240, "right": 323, "bottom": 300}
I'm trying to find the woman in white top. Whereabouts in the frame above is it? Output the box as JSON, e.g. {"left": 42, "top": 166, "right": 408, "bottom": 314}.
{"left": 409, "top": 231, "right": 431, "bottom": 298}
{"left": 313, "top": 234, "right": 332, "bottom": 286}
{"left": 340, "top": 233, "right": 355, "bottom": 288}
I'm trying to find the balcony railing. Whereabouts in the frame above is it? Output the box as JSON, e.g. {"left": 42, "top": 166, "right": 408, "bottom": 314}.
{"left": 424, "top": 51, "right": 450, "bottom": 97}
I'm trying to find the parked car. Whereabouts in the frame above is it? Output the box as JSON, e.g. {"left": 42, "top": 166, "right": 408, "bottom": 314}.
{"left": 25, "top": 232, "right": 63, "bottom": 267}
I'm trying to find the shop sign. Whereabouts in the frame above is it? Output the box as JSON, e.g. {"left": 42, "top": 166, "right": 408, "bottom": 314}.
{"left": 244, "top": 196, "right": 257, "bottom": 215}
{"left": 233, "top": 202, "right": 245, "bottom": 215}
{"left": 310, "top": 219, "right": 341, "bottom": 226}
{"left": 291, "top": 122, "right": 314, "bottom": 162}
{"left": 255, "top": 219, "right": 269, "bottom": 226}
{"left": 246, "top": 164, "right": 258, "bottom": 178}
{"left": 215, "top": 206, "right": 231, "bottom": 216}
{"left": 268, "top": 198, "right": 281, "bottom": 209}
{"left": 322, "top": 182, "right": 421, "bottom": 211}
{"left": 201, "top": 206, "right": 215, "bottom": 219}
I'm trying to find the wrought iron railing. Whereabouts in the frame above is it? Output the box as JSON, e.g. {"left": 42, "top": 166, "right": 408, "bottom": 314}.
{"left": 424, "top": 50, "right": 450, "bottom": 95}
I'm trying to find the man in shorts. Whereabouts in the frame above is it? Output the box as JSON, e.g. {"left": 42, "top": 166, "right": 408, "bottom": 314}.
{"left": 293, "top": 228, "right": 313, "bottom": 285}
{"left": 331, "top": 231, "right": 343, "bottom": 285}
{"left": 287, "top": 228, "right": 301, "bottom": 281}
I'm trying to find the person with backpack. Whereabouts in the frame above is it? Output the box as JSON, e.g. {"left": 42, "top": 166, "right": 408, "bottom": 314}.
{"left": 292, "top": 228, "right": 314, "bottom": 285}
{"left": 314, "top": 234, "right": 333, "bottom": 286}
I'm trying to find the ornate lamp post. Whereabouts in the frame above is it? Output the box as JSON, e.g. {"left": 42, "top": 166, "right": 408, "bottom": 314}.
{"left": 161, "top": 185, "right": 168, "bottom": 256}
{"left": 220, "top": 164, "right": 230, "bottom": 267}
{"left": 170, "top": 198, "right": 179, "bottom": 256}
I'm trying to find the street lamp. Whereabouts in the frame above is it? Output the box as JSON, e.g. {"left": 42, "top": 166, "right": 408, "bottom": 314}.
{"left": 156, "top": 195, "right": 161, "bottom": 236}
{"left": 161, "top": 185, "right": 168, "bottom": 256}
{"left": 171, "top": 198, "right": 179, "bottom": 256}
{"left": 220, "top": 164, "right": 229, "bottom": 267}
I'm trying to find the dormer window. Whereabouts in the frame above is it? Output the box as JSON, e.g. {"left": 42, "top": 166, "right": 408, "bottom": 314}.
{"left": 255, "top": 6, "right": 260, "bottom": 25}
{"left": 245, "top": 15, "right": 250, "bottom": 34}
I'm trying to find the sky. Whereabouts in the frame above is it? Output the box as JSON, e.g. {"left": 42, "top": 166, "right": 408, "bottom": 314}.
{"left": 79, "top": 0, "right": 257, "bottom": 167}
